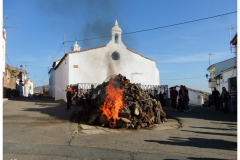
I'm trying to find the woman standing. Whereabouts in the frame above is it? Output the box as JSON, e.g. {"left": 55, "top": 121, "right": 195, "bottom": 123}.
{"left": 72, "top": 89, "right": 78, "bottom": 106}
{"left": 63, "top": 85, "right": 72, "bottom": 110}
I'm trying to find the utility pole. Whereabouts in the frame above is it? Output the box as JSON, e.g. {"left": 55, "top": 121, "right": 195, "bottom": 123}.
{"left": 63, "top": 34, "right": 65, "bottom": 54}
{"left": 229, "top": 26, "right": 237, "bottom": 53}
{"left": 33, "top": 75, "right": 36, "bottom": 88}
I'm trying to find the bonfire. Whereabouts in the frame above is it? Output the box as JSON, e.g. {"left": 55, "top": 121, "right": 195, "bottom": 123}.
{"left": 80, "top": 74, "right": 166, "bottom": 129}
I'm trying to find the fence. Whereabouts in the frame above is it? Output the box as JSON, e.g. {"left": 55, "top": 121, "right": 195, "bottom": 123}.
{"left": 139, "top": 84, "right": 168, "bottom": 98}
{"left": 75, "top": 83, "right": 168, "bottom": 98}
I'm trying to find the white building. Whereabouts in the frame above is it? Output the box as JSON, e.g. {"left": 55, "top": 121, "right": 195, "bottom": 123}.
{"left": 49, "top": 60, "right": 60, "bottom": 98}
{"left": 2, "top": 29, "right": 6, "bottom": 78}
{"left": 207, "top": 57, "right": 236, "bottom": 92}
{"left": 2, "top": 29, "right": 6, "bottom": 99}
{"left": 25, "top": 79, "right": 34, "bottom": 97}
{"left": 1, "top": 0, "right": 3, "bottom": 100}
{"left": 219, "top": 67, "right": 237, "bottom": 92}
{"left": 50, "top": 20, "right": 160, "bottom": 101}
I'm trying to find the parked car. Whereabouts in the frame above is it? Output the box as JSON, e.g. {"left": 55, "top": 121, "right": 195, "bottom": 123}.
{"left": 34, "top": 93, "right": 43, "bottom": 97}
{"left": 203, "top": 95, "right": 214, "bottom": 107}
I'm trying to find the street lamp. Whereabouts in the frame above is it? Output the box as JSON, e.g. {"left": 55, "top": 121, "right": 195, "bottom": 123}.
{"left": 205, "top": 74, "right": 209, "bottom": 79}
{"left": 20, "top": 65, "right": 23, "bottom": 69}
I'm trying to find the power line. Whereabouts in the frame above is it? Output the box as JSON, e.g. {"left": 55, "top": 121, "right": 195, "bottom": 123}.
{"left": 40, "top": 43, "right": 64, "bottom": 83}
{"left": 6, "top": 54, "right": 13, "bottom": 67}
{"left": 66, "top": 11, "right": 237, "bottom": 43}
{"left": 40, "top": 11, "right": 237, "bottom": 83}
{"left": 122, "top": 11, "right": 237, "bottom": 35}
{"left": 48, "top": 43, "right": 64, "bottom": 67}
{"left": 41, "top": 68, "right": 49, "bottom": 82}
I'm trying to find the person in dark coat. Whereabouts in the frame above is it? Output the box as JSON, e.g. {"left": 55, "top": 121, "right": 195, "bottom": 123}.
{"left": 221, "top": 87, "right": 229, "bottom": 113}
{"left": 212, "top": 87, "right": 220, "bottom": 110}
{"left": 159, "top": 92, "right": 164, "bottom": 106}
{"left": 154, "top": 90, "right": 160, "bottom": 101}
{"left": 173, "top": 87, "right": 178, "bottom": 109}
{"left": 170, "top": 87, "right": 173, "bottom": 108}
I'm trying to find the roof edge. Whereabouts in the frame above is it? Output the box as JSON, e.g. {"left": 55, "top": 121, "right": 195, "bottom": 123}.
{"left": 171, "top": 85, "right": 211, "bottom": 95}
{"left": 207, "top": 57, "right": 236, "bottom": 70}
{"left": 54, "top": 45, "right": 107, "bottom": 70}
{"left": 126, "top": 47, "right": 156, "bottom": 62}
{"left": 221, "top": 66, "right": 236, "bottom": 73}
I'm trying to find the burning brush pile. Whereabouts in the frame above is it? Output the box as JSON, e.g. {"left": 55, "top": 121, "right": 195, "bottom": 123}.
{"left": 79, "top": 74, "right": 167, "bottom": 129}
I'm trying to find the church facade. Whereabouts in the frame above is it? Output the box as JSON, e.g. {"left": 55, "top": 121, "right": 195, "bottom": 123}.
{"left": 49, "top": 21, "right": 160, "bottom": 101}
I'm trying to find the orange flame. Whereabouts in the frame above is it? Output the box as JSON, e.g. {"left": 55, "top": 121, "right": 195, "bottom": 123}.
{"left": 100, "top": 79, "right": 124, "bottom": 128}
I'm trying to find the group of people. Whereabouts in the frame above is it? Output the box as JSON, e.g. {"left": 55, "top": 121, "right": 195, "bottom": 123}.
{"left": 63, "top": 84, "right": 94, "bottom": 110}
{"left": 170, "top": 85, "right": 191, "bottom": 112}
{"left": 151, "top": 90, "right": 167, "bottom": 106}
{"left": 212, "top": 85, "right": 237, "bottom": 114}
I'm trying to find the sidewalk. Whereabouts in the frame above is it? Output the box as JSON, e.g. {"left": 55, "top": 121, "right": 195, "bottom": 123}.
{"left": 3, "top": 98, "right": 8, "bottom": 102}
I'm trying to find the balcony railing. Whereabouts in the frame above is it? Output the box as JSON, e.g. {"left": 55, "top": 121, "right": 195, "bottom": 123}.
{"left": 208, "top": 78, "right": 216, "bottom": 88}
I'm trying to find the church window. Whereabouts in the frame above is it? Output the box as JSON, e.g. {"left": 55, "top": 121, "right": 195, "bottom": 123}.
{"left": 111, "top": 51, "right": 120, "bottom": 60}
{"left": 115, "top": 33, "right": 118, "bottom": 43}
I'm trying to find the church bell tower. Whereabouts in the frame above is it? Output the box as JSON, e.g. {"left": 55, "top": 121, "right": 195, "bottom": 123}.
{"left": 111, "top": 20, "right": 122, "bottom": 44}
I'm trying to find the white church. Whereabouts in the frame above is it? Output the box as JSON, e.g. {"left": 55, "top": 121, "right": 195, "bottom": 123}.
{"left": 49, "top": 20, "right": 160, "bottom": 101}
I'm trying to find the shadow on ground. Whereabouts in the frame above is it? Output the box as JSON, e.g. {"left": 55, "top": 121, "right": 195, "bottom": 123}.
{"left": 8, "top": 97, "right": 56, "bottom": 103}
{"left": 164, "top": 158, "right": 226, "bottom": 160}
{"left": 163, "top": 105, "right": 237, "bottom": 123}
{"left": 181, "top": 129, "right": 237, "bottom": 137}
{"left": 7, "top": 97, "right": 82, "bottom": 122}
{"left": 145, "top": 136, "right": 237, "bottom": 151}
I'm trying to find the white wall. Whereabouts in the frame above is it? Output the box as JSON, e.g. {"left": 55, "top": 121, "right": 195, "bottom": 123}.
{"left": 188, "top": 90, "right": 202, "bottom": 105}
{"left": 49, "top": 69, "right": 53, "bottom": 97}
{"left": 68, "top": 41, "right": 159, "bottom": 86}
{"left": 54, "top": 56, "right": 69, "bottom": 101}
{"left": 49, "top": 77, "right": 52, "bottom": 97}
{"left": 216, "top": 68, "right": 237, "bottom": 92}
{"left": 27, "top": 81, "right": 34, "bottom": 97}
{"left": 53, "top": 70, "right": 56, "bottom": 98}
{"left": 49, "top": 69, "right": 57, "bottom": 98}
{"left": 2, "top": 29, "right": 6, "bottom": 74}
{"left": 175, "top": 86, "right": 203, "bottom": 105}
{"left": 0, "top": 0, "right": 3, "bottom": 101}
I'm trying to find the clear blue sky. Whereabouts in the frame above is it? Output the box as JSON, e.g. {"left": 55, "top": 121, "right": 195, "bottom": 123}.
{"left": 3, "top": 0, "right": 237, "bottom": 93}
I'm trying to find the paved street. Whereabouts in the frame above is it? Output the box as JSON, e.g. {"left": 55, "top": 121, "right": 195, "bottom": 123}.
{"left": 3, "top": 97, "right": 237, "bottom": 160}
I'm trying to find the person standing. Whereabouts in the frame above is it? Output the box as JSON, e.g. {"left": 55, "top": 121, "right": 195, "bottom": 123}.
{"left": 89, "top": 85, "right": 94, "bottom": 98}
{"left": 159, "top": 92, "right": 164, "bottom": 106}
{"left": 177, "top": 85, "right": 184, "bottom": 112}
{"left": 154, "top": 90, "right": 159, "bottom": 101}
{"left": 162, "top": 92, "right": 167, "bottom": 106}
{"left": 221, "top": 87, "right": 229, "bottom": 113}
{"left": 212, "top": 87, "right": 220, "bottom": 110}
{"left": 72, "top": 89, "right": 78, "bottom": 106}
{"left": 63, "top": 85, "right": 72, "bottom": 110}
{"left": 78, "top": 88, "right": 85, "bottom": 106}
{"left": 230, "top": 85, "right": 237, "bottom": 114}
{"left": 170, "top": 87, "right": 174, "bottom": 108}
{"left": 183, "top": 86, "right": 191, "bottom": 112}
{"left": 84, "top": 89, "right": 91, "bottom": 105}
{"left": 173, "top": 87, "right": 178, "bottom": 109}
